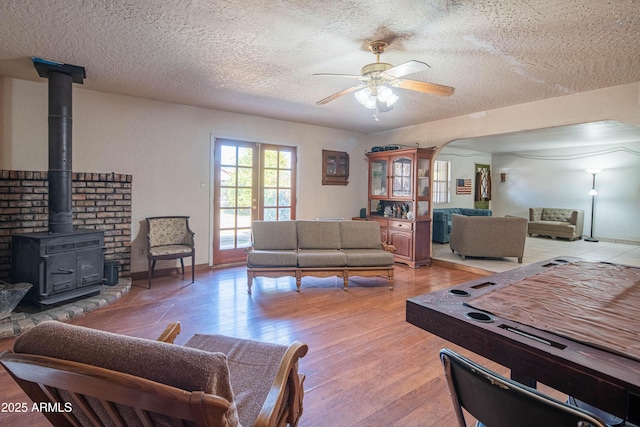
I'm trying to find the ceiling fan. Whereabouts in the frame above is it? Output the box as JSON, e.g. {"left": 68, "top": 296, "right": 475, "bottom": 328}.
{"left": 314, "top": 40, "right": 455, "bottom": 121}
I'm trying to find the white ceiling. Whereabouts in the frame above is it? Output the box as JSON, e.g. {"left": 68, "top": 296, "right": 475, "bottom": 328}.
{"left": 1, "top": 0, "right": 640, "bottom": 135}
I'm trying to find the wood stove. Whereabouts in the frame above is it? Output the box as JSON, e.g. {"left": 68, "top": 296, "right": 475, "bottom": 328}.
{"left": 10, "top": 58, "right": 105, "bottom": 305}
{"left": 11, "top": 230, "right": 104, "bottom": 305}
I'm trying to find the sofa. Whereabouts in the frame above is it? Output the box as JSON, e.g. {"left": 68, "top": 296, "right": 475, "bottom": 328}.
{"left": 528, "top": 208, "right": 584, "bottom": 241}
{"left": 449, "top": 214, "right": 528, "bottom": 263}
{"left": 432, "top": 208, "right": 493, "bottom": 243}
{"left": 247, "top": 220, "right": 395, "bottom": 292}
{"left": 0, "top": 320, "right": 308, "bottom": 427}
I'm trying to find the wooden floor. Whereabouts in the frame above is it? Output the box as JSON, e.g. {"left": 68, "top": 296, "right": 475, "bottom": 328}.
{"left": 0, "top": 263, "right": 520, "bottom": 426}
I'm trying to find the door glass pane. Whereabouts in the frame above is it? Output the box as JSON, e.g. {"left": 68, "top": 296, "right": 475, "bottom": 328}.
{"left": 392, "top": 158, "right": 412, "bottom": 197}
{"left": 237, "top": 229, "right": 252, "bottom": 247}
{"left": 237, "top": 189, "right": 252, "bottom": 207}
{"left": 264, "top": 189, "right": 277, "bottom": 206}
{"left": 279, "top": 151, "right": 291, "bottom": 168}
{"left": 220, "top": 209, "right": 235, "bottom": 228}
{"left": 279, "top": 170, "right": 291, "bottom": 187}
{"left": 278, "top": 189, "right": 290, "bottom": 206}
{"left": 279, "top": 208, "right": 291, "bottom": 220}
{"left": 370, "top": 159, "right": 387, "bottom": 196}
{"left": 264, "top": 150, "right": 278, "bottom": 168}
{"left": 220, "top": 146, "right": 236, "bottom": 165}
{"left": 237, "top": 209, "right": 251, "bottom": 228}
{"left": 219, "top": 229, "right": 235, "bottom": 250}
{"left": 220, "top": 188, "right": 236, "bottom": 207}
{"left": 238, "top": 147, "right": 253, "bottom": 167}
{"left": 264, "top": 208, "right": 277, "bottom": 221}
{"left": 237, "top": 167, "right": 252, "bottom": 187}
{"left": 264, "top": 169, "right": 277, "bottom": 187}
{"left": 220, "top": 166, "right": 236, "bottom": 186}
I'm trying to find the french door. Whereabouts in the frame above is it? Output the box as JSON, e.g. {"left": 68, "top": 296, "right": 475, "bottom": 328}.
{"left": 213, "top": 139, "right": 296, "bottom": 265}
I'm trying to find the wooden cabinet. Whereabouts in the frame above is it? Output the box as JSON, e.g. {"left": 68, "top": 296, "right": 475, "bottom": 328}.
{"left": 366, "top": 147, "right": 434, "bottom": 268}
{"left": 322, "top": 150, "right": 349, "bottom": 185}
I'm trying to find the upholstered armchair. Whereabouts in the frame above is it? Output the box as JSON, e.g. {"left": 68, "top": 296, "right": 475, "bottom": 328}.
{"left": 146, "top": 216, "right": 195, "bottom": 287}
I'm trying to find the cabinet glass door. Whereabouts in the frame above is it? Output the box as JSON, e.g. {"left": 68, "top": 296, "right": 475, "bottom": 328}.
{"left": 370, "top": 159, "right": 387, "bottom": 196}
{"left": 417, "top": 157, "right": 430, "bottom": 198}
{"left": 392, "top": 157, "right": 412, "bottom": 197}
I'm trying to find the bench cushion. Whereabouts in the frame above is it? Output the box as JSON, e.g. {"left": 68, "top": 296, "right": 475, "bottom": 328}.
{"left": 529, "top": 221, "right": 577, "bottom": 234}
{"left": 343, "top": 249, "right": 394, "bottom": 267}
{"left": 13, "top": 321, "right": 240, "bottom": 426}
{"left": 296, "top": 221, "right": 341, "bottom": 249}
{"left": 185, "top": 334, "right": 289, "bottom": 427}
{"left": 252, "top": 220, "right": 297, "bottom": 250}
{"left": 340, "top": 221, "right": 383, "bottom": 249}
{"left": 247, "top": 250, "right": 298, "bottom": 267}
{"left": 297, "top": 250, "right": 346, "bottom": 267}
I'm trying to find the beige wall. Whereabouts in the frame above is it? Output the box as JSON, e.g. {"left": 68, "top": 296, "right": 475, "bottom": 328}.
{"left": 2, "top": 77, "right": 639, "bottom": 272}
{"left": 1, "top": 77, "right": 368, "bottom": 272}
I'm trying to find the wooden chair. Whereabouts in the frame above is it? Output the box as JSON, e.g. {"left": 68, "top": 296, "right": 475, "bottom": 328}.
{"left": 0, "top": 321, "right": 308, "bottom": 427}
{"left": 146, "top": 216, "right": 195, "bottom": 287}
{"left": 439, "top": 348, "right": 607, "bottom": 427}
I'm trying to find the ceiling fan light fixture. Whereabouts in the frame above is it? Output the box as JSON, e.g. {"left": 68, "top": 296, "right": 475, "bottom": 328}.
{"left": 378, "top": 86, "right": 398, "bottom": 106}
{"left": 355, "top": 87, "right": 377, "bottom": 109}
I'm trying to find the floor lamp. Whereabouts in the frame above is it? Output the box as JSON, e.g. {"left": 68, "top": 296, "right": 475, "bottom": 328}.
{"left": 585, "top": 169, "right": 601, "bottom": 242}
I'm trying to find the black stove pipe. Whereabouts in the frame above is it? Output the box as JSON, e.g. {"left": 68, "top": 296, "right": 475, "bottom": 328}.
{"left": 48, "top": 71, "right": 74, "bottom": 233}
{"left": 32, "top": 58, "right": 86, "bottom": 234}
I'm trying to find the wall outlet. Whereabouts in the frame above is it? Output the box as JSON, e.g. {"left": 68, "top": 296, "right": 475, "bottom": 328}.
{"left": 138, "top": 248, "right": 145, "bottom": 256}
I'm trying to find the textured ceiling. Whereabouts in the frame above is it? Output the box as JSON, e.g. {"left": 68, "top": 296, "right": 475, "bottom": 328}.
{"left": 1, "top": 0, "right": 639, "bottom": 134}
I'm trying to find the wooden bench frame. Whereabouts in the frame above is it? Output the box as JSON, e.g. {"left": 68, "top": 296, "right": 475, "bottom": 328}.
{"left": 0, "top": 322, "right": 308, "bottom": 427}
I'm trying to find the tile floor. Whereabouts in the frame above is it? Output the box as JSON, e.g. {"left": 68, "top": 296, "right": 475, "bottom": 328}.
{"left": 432, "top": 236, "right": 640, "bottom": 273}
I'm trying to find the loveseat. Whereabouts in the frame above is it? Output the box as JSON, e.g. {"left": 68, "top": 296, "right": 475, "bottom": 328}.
{"left": 450, "top": 214, "right": 528, "bottom": 263}
{"left": 432, "top": 208, "right": 493, "bottom": 243}
{"left": 247, "top": 220, "right": 395, "bottom": 293}
{"left": 528, "top": 208, "right": 584, "bottom": 241}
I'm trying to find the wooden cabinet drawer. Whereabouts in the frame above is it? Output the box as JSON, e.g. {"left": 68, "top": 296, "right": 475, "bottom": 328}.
{"left": 388, "top": 220, "right": 413, "bottom": 231}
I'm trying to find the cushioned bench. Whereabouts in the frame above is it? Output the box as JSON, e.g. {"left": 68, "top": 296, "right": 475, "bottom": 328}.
{"left": 247, "top": 220, "right": 395, "bottom": 292}
{"left": 528, "top": 208, "right": 584, "bottom": 241}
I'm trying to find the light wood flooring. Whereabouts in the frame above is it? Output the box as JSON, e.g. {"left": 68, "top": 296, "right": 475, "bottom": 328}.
{"left": 0, "top": 263, "right": 529, "bottom": 426}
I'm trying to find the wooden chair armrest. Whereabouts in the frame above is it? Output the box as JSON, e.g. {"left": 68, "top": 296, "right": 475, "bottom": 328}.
{"left": 254, "top": 341, "right": 309, "bottom": 427}
{"left": 383, "top": 243, "right": 396, "bottom": 253}
{"left": 156, "top": 322, "right": 181, "bottom": 344}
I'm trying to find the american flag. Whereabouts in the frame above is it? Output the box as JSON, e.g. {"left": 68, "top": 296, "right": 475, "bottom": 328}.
{"left": 456, "top": 178, "right": 472, "bottom": 195}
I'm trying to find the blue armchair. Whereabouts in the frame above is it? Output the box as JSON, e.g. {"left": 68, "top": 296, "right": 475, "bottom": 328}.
{"left": 432, "top": 208, "right": 492, "bottom": 243}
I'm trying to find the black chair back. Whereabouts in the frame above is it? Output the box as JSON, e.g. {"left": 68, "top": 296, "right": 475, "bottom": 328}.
{"left": 440, "top": 348, "right": 607, "bottom": 427}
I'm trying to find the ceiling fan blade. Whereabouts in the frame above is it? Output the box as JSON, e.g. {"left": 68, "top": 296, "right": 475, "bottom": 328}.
{"left": 383, "top": 60, "right": 430, "bottom": 78}
{"left": 313, "top": 73, "right": 367, "bottom": 80}
{"left": 316, "top": 86, "right": 363, "bottom": 105}
{"left": 393, "top": 79, "right": 455, "bottom": 97}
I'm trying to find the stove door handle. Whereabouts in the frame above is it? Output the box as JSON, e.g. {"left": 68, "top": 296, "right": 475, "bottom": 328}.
{"left": 56, "top": 268, "right": 75, "bottom": 274}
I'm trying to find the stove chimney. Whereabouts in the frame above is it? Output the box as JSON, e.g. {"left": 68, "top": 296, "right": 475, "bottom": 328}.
{"left": 32, "top": 57, "right": 86, "bottom": 233}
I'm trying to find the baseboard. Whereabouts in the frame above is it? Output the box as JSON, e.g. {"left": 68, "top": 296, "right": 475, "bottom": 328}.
{"left": 130, "top": 263, "right": 211, "bottom": 281}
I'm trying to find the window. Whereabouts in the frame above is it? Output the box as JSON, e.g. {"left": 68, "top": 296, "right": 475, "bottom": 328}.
{"left": 433, "top": 160, "right": 451, "bottom": 204}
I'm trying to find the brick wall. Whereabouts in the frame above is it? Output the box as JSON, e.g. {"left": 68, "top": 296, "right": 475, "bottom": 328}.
{"left": 0, "top": 170, "right": 132, "bottom": 281}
